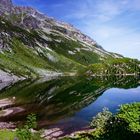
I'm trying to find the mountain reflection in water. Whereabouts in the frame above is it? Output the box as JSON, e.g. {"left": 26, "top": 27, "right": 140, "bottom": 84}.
{"left": 0, "top": 76, "right": 139, "bottom": 132}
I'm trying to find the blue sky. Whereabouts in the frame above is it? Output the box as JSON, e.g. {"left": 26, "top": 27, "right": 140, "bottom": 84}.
{"left": 12, "top": 0, "right": 140, "bottom": 60}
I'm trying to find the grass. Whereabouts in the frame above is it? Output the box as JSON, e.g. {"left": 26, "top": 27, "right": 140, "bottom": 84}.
{"left": 47, "top": 34, "right": 102, "bottom": 66}
{"left": 0, "top": 39, "right": 51, "bottom": 78}
{"left": 0, "top": 130, "right": 17, "bottom": 140}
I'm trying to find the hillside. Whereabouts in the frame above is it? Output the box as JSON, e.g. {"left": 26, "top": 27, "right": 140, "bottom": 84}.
{"left": 0, "top": 0, "right": 139, "bottom": 79}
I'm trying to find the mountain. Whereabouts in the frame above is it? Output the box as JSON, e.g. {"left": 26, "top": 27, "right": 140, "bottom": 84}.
{"left": 0, "top": 0, "right": 139, "bottom": 80}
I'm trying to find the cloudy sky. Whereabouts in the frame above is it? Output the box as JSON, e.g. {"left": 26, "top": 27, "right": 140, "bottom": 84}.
{"left": 13, "top": 0, "right": 140, "bottom": 60}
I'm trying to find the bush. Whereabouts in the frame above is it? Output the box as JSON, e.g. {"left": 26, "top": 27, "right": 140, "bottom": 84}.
{"left": 94, "top": 103, "right": 140, "bottom": 140}
{"left": 117, "top": 103, "right": 140, "bottom": 133}
{"left": 16, "top": 113, "right": 43, "bottom": 140}
{"left": 90, "top": 108, "right": 112, "bottom": 129}
{"left": 26, "top": 114, "right": 37, "bottom": 129}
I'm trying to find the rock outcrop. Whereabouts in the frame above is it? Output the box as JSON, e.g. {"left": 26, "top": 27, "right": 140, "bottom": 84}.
{"left": 0, "top": 0, "right": 13, "bottom": 14}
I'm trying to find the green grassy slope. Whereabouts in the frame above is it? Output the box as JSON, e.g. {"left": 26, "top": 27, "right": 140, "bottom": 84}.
{"left": 0, "top": 18, "right": 86, "bottom": 77}
{"left": 0, "top": 17, "right": 139, "bottom": 78}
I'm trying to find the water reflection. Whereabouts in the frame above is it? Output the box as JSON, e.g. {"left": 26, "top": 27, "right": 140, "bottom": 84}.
{"left": 0, "top": 76, "right": 139, "bottom": 130}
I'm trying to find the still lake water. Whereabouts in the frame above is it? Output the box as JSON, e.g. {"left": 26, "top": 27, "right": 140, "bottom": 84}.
{"left": 0, "top": 76, "right": 140, "bottom": 133}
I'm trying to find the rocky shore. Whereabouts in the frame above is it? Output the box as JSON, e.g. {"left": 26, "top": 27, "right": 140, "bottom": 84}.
{"left": 0, "top": 70, "right": 25, "bottom": 83}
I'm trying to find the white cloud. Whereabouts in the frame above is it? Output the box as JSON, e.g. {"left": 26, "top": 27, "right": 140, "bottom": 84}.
{"left": 80, "top": 20, "right": 140, "bottom": 60}
{"left": 62, "top": 0, "right": 140, "bottom": 60}
{"left": 95, "top": 1, "right": 122, "bottom": 22}
{"left": 93, "top": 26, "right": 126, "bottom": 39}
{"left": 65, "top": 0, "right": 128, "bottom": 22}
{"left": 127, "top": 0, "right": 140, "bottom": 11}
{"left": 50, "top": 3, "right": 64, "bottom": 8}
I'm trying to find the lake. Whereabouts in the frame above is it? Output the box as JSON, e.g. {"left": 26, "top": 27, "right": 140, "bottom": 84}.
{"left": 0, "top": 76, "right": 140, "bottom": 136}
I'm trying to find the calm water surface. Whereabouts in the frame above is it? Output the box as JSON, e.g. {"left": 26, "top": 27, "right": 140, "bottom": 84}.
{"left": 0, "top": 76, "right": 140, "bottom": 133}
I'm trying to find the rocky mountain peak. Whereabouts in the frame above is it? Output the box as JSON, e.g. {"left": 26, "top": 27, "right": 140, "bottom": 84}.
{"left": 0, "top": 0, "right": 99, "bottom": 48}
{"left": 0, "top": 0, "right": 13, "bottom": 6}
{"left": 0, "top": 0, "right": 13, "bottom": 14}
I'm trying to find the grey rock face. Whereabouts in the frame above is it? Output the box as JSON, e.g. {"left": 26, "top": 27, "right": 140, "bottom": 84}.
{"left": 22, "top": 16, "right": 41, "bottom": 29}
{"left": 0, "top": 70, "right": 23, "bottom": 83}
{"left": 0, "top": 0, "right": 13, "bottom": 14}
{"left": 0, "top": 32, "right": 11, "bottom": 50}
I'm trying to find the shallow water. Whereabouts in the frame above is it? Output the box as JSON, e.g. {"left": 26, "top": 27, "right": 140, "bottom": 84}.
{"left": 0, "top": 76, "right": 140, "bottom": 134}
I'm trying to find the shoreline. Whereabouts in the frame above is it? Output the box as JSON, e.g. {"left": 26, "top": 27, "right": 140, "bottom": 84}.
{"left": 0, "top": 97, "right": 92, "bottom": 139}
{"left": 0, "top": 125, "right": 94, "bottom": 140}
